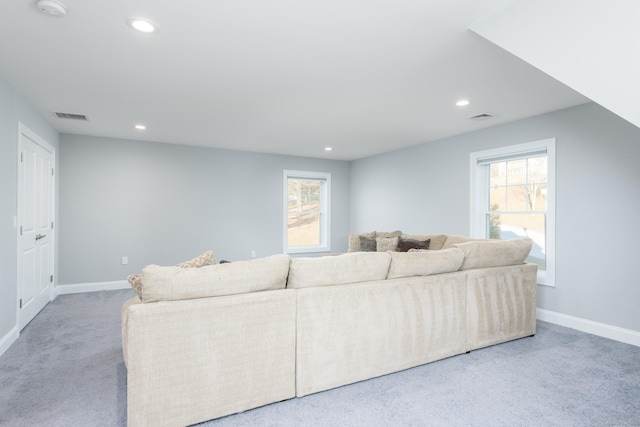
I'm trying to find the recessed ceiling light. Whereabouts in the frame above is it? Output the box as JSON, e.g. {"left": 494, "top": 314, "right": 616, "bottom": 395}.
{"left": 126, "top": 18, "right": 159, "bottom": 33}
{"left": 324, "top": 147, "right": 333, "bottom": 151}
{"left": 134, "top": 124, "right": 146, "bottom": 130}
{"left": 456, "top": 100, "right": 470, "bottom": 107}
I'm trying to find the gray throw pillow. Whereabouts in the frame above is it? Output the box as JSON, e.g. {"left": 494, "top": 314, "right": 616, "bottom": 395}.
{"left": 359, "top": 235, "right": 377, "bottom": 252}
{"left": 397, "top": 238, "right": 430, "bottom": 252}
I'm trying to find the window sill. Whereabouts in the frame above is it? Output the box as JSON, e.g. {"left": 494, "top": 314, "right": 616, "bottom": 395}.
{"left": 286, "top": 246, "right": 331, "bottom": 255}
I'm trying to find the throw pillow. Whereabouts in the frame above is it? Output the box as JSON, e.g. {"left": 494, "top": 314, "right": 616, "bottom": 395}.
{"left": 176, "top": 250, "right": 215, "bottom": 268}
{"left": 127, "top": 274, "right": 143, "bottom": 298}
{"left": 359, "top": 235, "right": 377, "bottom": 252}
{"left": 376, "top": 236, "right": 399, "bottom": 252}
{"left": 401, "top": 234, "right": 447, "bottom": 250}
{"left": 396, "top": 237, "right": 430, "bottom": 252}
{"left": 349, "top": 231, "right": 377, "bottom": 252}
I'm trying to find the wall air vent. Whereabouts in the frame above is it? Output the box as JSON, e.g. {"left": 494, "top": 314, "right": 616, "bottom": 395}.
{"left": 54, "top": 112, "right": 89, "bottom": 121}
{"left": 470, "top": 113, "right": 493, "bottom": 121}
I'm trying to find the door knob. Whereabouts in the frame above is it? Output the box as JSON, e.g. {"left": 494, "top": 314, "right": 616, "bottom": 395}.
{"left": 35, "top": 233, "right": 46, "bottom": 241}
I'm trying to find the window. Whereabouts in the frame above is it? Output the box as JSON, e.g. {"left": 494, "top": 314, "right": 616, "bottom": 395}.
{"left": 283, "top": 170, "right": 331, "bottom": 253}
{"left": 470, "top": 139, "right": 555, "bottom": 286}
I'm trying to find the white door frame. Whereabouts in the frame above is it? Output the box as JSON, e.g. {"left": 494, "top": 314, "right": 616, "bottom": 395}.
{"left": 16, "top": 122, "right": 56, "bottom": 329}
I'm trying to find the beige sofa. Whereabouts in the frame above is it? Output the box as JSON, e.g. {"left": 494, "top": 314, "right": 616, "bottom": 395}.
{"left": 121, "top": 234, "right": 537, "bottom": 427}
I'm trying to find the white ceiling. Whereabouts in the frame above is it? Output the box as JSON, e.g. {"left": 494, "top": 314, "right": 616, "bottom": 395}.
{"left": 0, "top": 0, "right": 589, "bottom": 161}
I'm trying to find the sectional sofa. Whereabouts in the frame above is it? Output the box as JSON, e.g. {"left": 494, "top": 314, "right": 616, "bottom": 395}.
{"left": 121, "top": 233, "right": 537, "bottom": 427}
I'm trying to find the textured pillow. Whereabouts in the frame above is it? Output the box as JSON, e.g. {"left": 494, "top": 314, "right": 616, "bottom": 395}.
{"left": 387, "top": 248, "right": 464, "bottom": 279}
{"left": 127, "top": 250, "right": 216, "bottom": 299}
{"left": 175, "top": 250, "right": 215, "bottom": 268}
{"left": 454, "top": 238, "right": 533, "bottom": 270}
{"left": 287, "top": 252, "right": 392, "bottom": 289}
{"left": 359, "top": 235, "right": 377, "bottom": 252}
{"left": 348, "top": 231, "right": 377, "bottom": 252}
{"left": 376, "top": 236, "right": 399, "bottom": 252}
{"left": 140, "top": 254, "right": 290, "bottom": 302}
{"left": 127, "top": 274, "right": 143, "bottom": 298}
{"left": 375, "top": 230, "right": 402, "bottom": 239}
{"left": 397, "top": 237, "right": 430, "bottom": 252}
{"left": 401, "top": 234, "right": 447, "bottom": 250}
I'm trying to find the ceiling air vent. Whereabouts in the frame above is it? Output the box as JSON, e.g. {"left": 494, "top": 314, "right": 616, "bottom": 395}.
{"left": 54, "top": 112, "right": 89, "bottom": 121}
{"left": 470, "top": 113, "right": 493, "bottom": 121}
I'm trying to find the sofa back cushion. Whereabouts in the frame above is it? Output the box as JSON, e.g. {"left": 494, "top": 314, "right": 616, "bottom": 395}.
{"left": 387, "top": 248, "right": 464, "bottom": 279}
{"left": 454, "top": 238, "right": 533, "bottom": 270}
{"left": 140, "top": 254, "right": 290, "bottom": 302}
{"left": 127, "top": 250, "right": 216, "bottom": 299}
{"left": 441, "top": 235, "right": 486, "bottom": 249}
{"left": 287, "top": 252, "right": 391, "bottom": 289}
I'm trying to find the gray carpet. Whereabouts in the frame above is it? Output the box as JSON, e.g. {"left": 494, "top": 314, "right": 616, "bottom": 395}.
{"left": 1, "top": 289, "right": 639, "bottom": 427}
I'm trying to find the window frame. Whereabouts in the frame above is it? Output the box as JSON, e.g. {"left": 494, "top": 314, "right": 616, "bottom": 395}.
{"left": 283, "top": 170, "right": 331, "bottom": 254}
{"left": 470, "top": 139, "right": 556, "bottom": 286}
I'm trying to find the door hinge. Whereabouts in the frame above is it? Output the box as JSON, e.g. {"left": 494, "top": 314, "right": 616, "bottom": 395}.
{"left": 19, "top": 299, "right": 23, "bottom": 309}
{"left": 50, "top": 275, "right": 53, "bottom": 283}
{"left": 20, "top": 152, "right": 24, "bottom": 163}
{"left": 20, "top": 226, "right": 23, "bottom": 236}
{"left": 51, "top": 221, "right": 54, "bottom": 229}
{"left": 51, "top": 167, "right": 54, "bottom": 176}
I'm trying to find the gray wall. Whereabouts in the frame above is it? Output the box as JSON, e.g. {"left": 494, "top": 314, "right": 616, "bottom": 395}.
{"left": 58, "top": 135, "right": 350, "bottom": 285}
{"left": 351, "top": 102, "right": 640, "bottom": 333}
{"left": 0, "top": 76, "right": 59, "bottom": 340}
{"left": 3, "top": 77, "right": 638, "bottom": 344}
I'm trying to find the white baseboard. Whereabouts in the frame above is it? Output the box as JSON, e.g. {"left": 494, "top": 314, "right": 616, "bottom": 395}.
{"left": 54, "top": 280, "right": 130, "bottom": 297}
{"left": 0, "top": 326, "right": 19, "bottom": 358}
{"left": 537, "top": 308, "right": 640, "bottom": 347}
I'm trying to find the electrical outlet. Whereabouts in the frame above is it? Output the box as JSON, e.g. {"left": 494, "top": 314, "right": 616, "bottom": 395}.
{"left": 122, "top": 256, "right": 128, "bottom": 265}
{"left": 251, "top": 250, "right": 256, "bottom": 258}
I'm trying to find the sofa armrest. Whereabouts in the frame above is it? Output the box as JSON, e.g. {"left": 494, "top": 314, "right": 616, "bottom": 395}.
{"left": 121, "top": 296, "right": 141, "bottom": 369}
{"left": 465, "top": 263, "right": 537, "bottom": 351}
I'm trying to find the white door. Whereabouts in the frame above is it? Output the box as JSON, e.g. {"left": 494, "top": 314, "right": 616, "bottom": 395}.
{"left": 17, "top": 123, "right": 55, "bottom": 330}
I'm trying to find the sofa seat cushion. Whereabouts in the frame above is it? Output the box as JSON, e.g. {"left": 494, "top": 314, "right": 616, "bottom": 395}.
{"left": 454, "top": 238, "right": 533, "bottom": 270}
{"left": 140, "top": 254, "right": 290, "bottom": 302}
{"left": 387, "top": 248, "right": 464, "bottom": 279}
{"left": 287, "top": 252, "right": 392, "bottom": 289}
